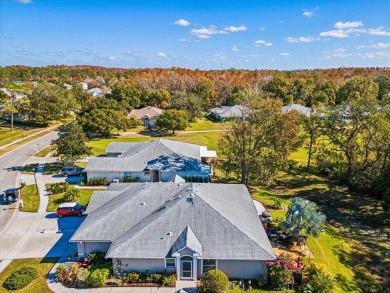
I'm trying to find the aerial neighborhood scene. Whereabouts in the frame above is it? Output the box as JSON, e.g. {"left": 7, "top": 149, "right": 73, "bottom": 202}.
{"left": 0, "top": 1, "right": 389, "bottom": 293}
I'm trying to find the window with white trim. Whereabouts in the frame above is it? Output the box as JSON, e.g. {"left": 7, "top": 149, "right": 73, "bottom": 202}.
{"left": 165, "top": 258, "right": 176, "bottom": 269}
{"left": 202, "top": 259, "right": 216, "bottom": 273}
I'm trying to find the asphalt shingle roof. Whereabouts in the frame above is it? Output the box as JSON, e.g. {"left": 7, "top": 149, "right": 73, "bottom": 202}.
{"left": 85, "top": 139, "right": 213, "bottom": 173}
{"left": 71, "top": 183, "right": 275, "bottom": 261}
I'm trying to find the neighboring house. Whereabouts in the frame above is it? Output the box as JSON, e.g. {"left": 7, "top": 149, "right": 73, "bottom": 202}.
{"left": 85, "top": 139, "right": 217, "bottom": 183}
{"left": 128, "top": 106, "right": 163, "bottom": 127}
{"left": 282, "top": 104, "right": 312, "bottom": 117}
{"left": 79, "top": 82, "right": 88, "bottom": 90}
{"left": 70, "top": 182, "right": 275, "bottom": 280}
{"left": 210, "top": 105, "right": 247, "bottom": 122}
{"left": 87, "top": 87, "right": 104, "bottom": 98}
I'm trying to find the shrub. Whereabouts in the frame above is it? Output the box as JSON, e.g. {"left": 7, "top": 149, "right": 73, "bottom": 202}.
{"left": 162, "top": 274, "right": 176, "bottom": 287}
{"left": 121, "top": 176, "right": 139, "bottom": 182}
{"left": 199, "top": 269, "right": 229, "bottom": 293}
{"left": 302, "top": 264, "right": 336, "bottom": 293}
{"left": 55, "top": 264, "right": 68, "bottom": 283}
{"left": 3, "top": 267, "right": 38, "bottom": 290}
{"left": 48, "top": 182, "right": 69, "bottom": 194}
{"left": 86, "top": 268, "right": 109, "bottom": 288}
{"left": 64, "top": 189, "right": 80, "bottom": 202}
{"left": 267, "top": 254, "right": 303, "bottom": 291}
{"left": 124, "top": 271, "right": 140, "bottom": 283}
{"left": 88, "top": 252, "right": 107, "bottom": 266}
{"left": 76, "top": 268, "right": 90, "bottom": 285}
{"left": 139, "top": 272, "right": 153, "bottom": 283}
{"left": 150, "top": 273, "right": 163, "bottom": 284}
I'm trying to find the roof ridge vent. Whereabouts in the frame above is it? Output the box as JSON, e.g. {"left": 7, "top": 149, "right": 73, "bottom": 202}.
{"left": 140, "top": 202, "right": 146, "bottom": 206}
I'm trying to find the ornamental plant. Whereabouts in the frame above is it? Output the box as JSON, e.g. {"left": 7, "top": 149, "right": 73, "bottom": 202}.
{"left": 266, "top": 253, "right": 304, "bottom": 291}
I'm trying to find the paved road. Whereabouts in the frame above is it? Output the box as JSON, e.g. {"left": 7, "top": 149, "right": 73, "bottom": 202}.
{"left": 0, "top": 131, "right": 59, "bottom": 236}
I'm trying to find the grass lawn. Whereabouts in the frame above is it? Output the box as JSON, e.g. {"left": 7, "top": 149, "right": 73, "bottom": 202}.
{"left": 185, "top": 117, "right": 226, "bottom": 131}
{"left": 0, "top": 124, "right": 46, "bottom": 148}
{"left": 35, "top": 146, "right": 52, "bottom": 157}
{"left": 20, "top": 184, "right": 39, "bottom": 213}
{"left": 87, "top": 136, "right": 154, "bottom": 156}
{"left": 75, "top": 161, "right": 87, "bottom": 168}
{"left": 47, "top": 188, "right": 96, "bottom": 212}
{"left": 0, "top": 258, "right": 57, "bottom": 293}
{"left": 43, "top": 162, "right": 65, "bottom": 175}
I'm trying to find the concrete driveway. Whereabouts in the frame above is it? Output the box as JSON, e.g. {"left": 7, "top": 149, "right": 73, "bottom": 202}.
{"left": 0, "top": 211, "right": 84, "bottom": 262}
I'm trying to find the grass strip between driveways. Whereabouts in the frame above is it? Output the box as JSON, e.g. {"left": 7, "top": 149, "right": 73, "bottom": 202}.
{"left": 0, "top": 258, "right": 57, "bottom": 293}
{"left": 20, "top": 184, "right": 39, "bottom": 213}
{"left": 47, "top": 188, "right": 97, "bottom": 212}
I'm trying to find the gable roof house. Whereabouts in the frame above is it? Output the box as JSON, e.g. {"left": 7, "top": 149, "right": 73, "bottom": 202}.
{"left": 70, "top": 183, "right": 275, "bottom": 280}
{"left": 210, "top": 105, "right": 248, "bottom": 122}
{"left": 282, "top": 104, "right": 312, "bottom": 117}
{"left": 86, "top": 87, "right": 104, "bottom": 98}
{"left": 128, "top": 106, "right": 163, "bottom": 127}
{"left": 85, "top": 139, "right": 217, "bottom": 183}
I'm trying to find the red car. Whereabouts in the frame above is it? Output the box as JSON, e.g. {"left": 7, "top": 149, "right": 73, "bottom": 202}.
{"left": 56, "top": 202, "right": 86, "bottom": 218}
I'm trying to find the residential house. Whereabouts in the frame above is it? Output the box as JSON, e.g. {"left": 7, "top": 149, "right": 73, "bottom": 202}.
{"left": 85, "top": 139, "right": 217, "bottom": 183}
{"left": 128, "top": 106, "right": 163, "bottom": 127}
{"left": 87, "top": 87, "right": 104, "bottom": 98}
{"left": 282, "top": 104, "right": 312, "bottom": 117}
{"left": 70, "top": 182, "right": 275, "bottom": 280}
{"left": 210, "top": 105, "right": 247, "bottom": 122}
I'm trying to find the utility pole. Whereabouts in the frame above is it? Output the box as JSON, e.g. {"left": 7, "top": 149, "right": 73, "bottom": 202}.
{"left": 10, "top": 92, "right": 15, "bottom": 131}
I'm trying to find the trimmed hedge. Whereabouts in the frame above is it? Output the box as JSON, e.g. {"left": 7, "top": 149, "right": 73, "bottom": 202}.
{"left": 3, "top": 267, "right": 38, "bottom": 290}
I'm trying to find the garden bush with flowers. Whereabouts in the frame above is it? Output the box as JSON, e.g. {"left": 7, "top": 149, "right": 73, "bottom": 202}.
{"left": 266, "top": 253, "right": 303, "bottom": 291}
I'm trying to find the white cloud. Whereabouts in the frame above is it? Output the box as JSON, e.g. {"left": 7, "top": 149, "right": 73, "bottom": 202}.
{"left": 178, "top": 38, "right": 200, "bottom": 43}
{"left": 259, "top": 27, "right": 265, "bottom": 31}
{"left": 357, "top": 51, "right": 390, "bottom": 58}
{"left": 232, "top": 45, "right": 239, "bottom": 52}
{"left": 335, "top": 21, "right": 363, "bottom": 29}
{"left": 333, "top": 48, "right": 346, "bottom": 52}
{"left": 332, "top": 53, "right": 352, "bottom": 58}
{"left": 286, "top": 36, "right": 317, "bottom": 43}
{"left": 303, "top": 11, "right": 314, "bottom": 17}
{"left": 16, "top": 0, "right": 32, "bottom": 4}
{"left": 280, "top": 52, "right": 290, "bottom": 57}
{"left": 214, "top": 53, "right": 226, "bottom": 59}
{"left": 320, "top": 29, "right": 349, "bottom": 38}
{"left": 367, "top": 27, "right": 390, "bottom": 36}
{"left": 191, "top": 25, "right": 219, "bottom": 38}
{"left": 108, "top": 56, "right": 117, "bottom": 61}
{"left": 174, "top": 19, "right": 190, "bottom": 26}
{"left": 224, "top": 25, "right": 247, "bottom": 32}
{"left": 254, "top": 40, "right": 272, "bottom": 46}
{"left": 156, "top": 52, "right": 166, "bottom": 57}
{"left": 357, "top": 42, "right": 390, "bottom": 49}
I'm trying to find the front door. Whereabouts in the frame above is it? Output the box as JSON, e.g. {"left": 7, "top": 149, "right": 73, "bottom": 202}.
{"left": 181, "top": 260, "right": 193, "bottom": 279}
{"left": 152, "top": 170, "right": 160, "bottom": 182}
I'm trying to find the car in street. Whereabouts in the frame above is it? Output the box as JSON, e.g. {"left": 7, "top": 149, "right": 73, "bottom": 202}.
{"left": 61, "top": 166, "right": 84, "bottom": 177}
{"left": 3, "top": 188, "right": 20, "bottom": 203}
{"left": 56, "top": 202, "right": 86, "bottom": 218}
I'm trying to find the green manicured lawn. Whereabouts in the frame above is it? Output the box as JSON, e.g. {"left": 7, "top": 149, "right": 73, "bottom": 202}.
{"left": 20, "top": 184, "right": 39, "bottom": 212}
{"left": 0, "top": 258, "right": 57, "bottom": 293}
{"left": 75, "top": 161, "right": 87, "bottom": 168}
{"left": 0, "top": 124, "right": 46, "bottom": 148}
{"left": 87, "top": 136, "right": 154, "bottom": 156}
{"left": 47, "top": 188, "right": 97, "bottom": 212}
{"left": 43, "top": 162, "right": 65, "bottom": 175}
{"left": 185, "top": 117, "right": 226, "bottom": 131}
{"left": 35, "top": 146, "right": 52, "bottom": 157}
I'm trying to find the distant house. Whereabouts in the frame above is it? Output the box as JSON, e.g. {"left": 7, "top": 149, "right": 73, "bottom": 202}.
{"left": 282, "top": 104, "right": 312, "bottom": 117}
{"left": 87, "top": 87, "right": 104, "bottom": 98}
{"left": 210, "top": 105, "right": 247, "bottom": 121}
{"left": 70, "top": 182, "right": 275, "bottom": 281}
{"left": 128, "top": 106, "right": 163, "bottom": 127}
{"left": 85, "top": 139, "right": 217, "bottom": 183}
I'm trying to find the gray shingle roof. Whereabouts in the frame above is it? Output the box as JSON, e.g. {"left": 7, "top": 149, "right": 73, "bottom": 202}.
{"left": 282, "top": 104, "right": 312, "bottom": 117}
{"left": 71, "top": 183, "right": 275, "bottom": 261}
{"left": 85, "top": 139, "right": 214, "bottom": 173}
{"left": 171, "top": 225, "right": 203, "bottom": 255}
{"left": 211, "top": 105, "right": 247, "bottom": 118}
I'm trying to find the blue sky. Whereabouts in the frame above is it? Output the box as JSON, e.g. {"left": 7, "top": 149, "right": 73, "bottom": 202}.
{"left": 1, "top": 0, "right": 390, "bottom": 70}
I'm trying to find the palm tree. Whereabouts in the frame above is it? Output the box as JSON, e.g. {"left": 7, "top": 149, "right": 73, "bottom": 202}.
{"left": 280, "top": 197, "right": 326, "bottom": 241}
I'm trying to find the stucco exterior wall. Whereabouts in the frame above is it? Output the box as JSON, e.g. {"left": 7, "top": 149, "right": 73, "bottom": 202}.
{"left": 114, "top": 258, "right": 166, "bottom": 274}
{"left": 77, "top": 242, "right": 111, "bottom": 258}
{"left": 217, "top": 260, "right": 268, "bottom": 279}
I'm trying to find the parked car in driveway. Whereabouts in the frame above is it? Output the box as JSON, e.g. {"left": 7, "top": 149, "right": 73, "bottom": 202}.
{"left": 61, "top": 166, "right": 83, "bottom": 177}
{"left": 56, "top": 202, "right": 86, "bottom": 218}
